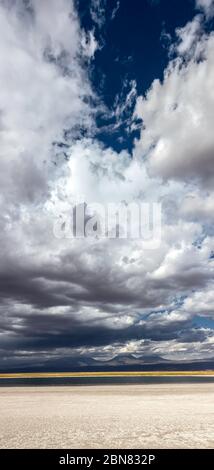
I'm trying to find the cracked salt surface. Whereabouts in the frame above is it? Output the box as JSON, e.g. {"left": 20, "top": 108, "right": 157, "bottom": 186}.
{"left": 0, "top": 384, "right": 214, "bottom": 448}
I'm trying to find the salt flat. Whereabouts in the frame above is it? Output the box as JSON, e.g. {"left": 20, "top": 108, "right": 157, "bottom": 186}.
{"left": 0, "top": 384, "right": 214, "bottom": 448}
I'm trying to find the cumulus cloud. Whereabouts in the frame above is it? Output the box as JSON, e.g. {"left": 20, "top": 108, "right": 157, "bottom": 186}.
{"left": 183, "top": 288, "right": 214, "bottom": 317}
{"left": 173, "top": 15, "right": 202, "bottom": 58}
{"left": 180, "top": 193, "right": 214, "bottom": 223}
{"left": 0, "top": 0, "right": 95, "bottom": 206}
{"left": 196, "top": 0, "right": 214, "bottom": 18}
{"left": 134, "top": 26, "right": 214, "bottom": 188}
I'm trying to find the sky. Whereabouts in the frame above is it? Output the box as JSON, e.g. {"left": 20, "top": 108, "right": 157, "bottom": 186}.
{"left": 0, "top": 0, "right": 214, "bottom": 371}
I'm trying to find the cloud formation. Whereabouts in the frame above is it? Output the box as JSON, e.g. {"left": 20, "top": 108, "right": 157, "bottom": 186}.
{"left": 134, "top": 29, "right": 214, "bottom": 187}
{"left": 196, "top": 0, "right": 214, "bottom": 18}
{"left": 0, "top": 0, "right": 213, "bottom": 370}
{"left": 0, "top": 0, "right": 96, "bottom": 206}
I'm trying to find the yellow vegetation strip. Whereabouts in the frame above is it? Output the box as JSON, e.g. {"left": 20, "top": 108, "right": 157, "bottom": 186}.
{"left": 0, "top": 371, "right": 214, "bottom": 379}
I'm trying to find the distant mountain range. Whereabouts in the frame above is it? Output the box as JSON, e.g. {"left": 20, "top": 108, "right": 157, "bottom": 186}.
{"left": 1, "top": 353, "right": 214, "bottom": 373}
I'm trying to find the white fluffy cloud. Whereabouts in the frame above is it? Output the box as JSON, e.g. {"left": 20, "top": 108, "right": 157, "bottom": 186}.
{"left": 180, "top": 192, "right": 214, "bottom": 223}
{"left": 0, "top": 0, "right": 95, "bottom": 206}
{"left": 174, "top": 15, "right": 202, "bottom": 57}
{"left": 183, "top": 288, "right": 214, "bottom": 317}
{"left": 196, "top": 0, "right": 214, "bottom": 18}
{"left": 134, "top": 29, "right": 214, "bottom": 187}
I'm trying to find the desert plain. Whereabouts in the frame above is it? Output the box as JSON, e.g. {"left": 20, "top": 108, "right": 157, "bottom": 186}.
{"left": 0, "top": 383, "right": 214, "bottom": 448}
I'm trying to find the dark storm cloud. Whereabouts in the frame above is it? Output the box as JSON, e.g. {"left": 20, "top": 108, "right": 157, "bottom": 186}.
{"left": 0, "top": 235, "right": 212, "bottom": 310}
{"left": 1, "top": 292, "right": 213, "bottom": 371}
{"left": 0, "top": 232, "right": 213, "bottom": 369}
{"left": 0, "top": 302, "right": 202, "bottom": 352}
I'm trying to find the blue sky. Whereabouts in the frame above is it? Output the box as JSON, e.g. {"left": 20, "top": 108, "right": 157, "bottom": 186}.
{"left": 76, "top": 0, "right": 203, "bottom": 152}
{"left": 0, "top": 0, "right": 214, "bottom": 371}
